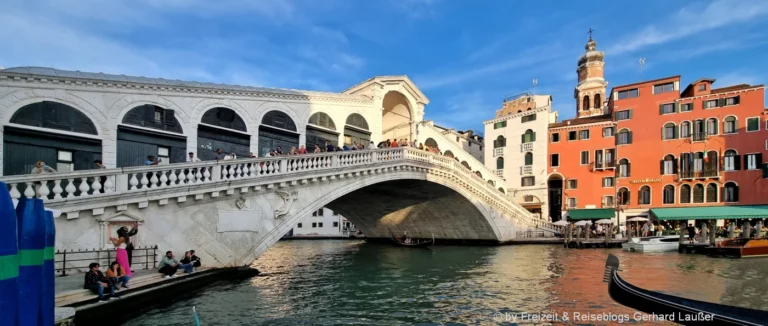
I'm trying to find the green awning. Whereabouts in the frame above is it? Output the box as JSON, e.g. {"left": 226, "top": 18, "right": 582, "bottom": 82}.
{"left": 566, "top": 208, "right": 615, "bottom": 220}
{"left": 650, "top": 205, "right": 768, "bottom": 221}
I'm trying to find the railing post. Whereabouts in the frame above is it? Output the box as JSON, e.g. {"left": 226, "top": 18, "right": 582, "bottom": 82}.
{"left": 61, "top": 250, "right": 67, "bottom": 276}
{"left": 116, "top": 174, "right": 129, "bottom": 192}
{"left": 371, "top": 151, "right": 378, "bottom": 162}
{"left": 331, "top": 154, "right": 339, "bottom": 167}
{"left": 211, "top": 165, "right": 222, "bottom": 181}
{"left": 279, "top": 158, "right": 287, "bottom": 173}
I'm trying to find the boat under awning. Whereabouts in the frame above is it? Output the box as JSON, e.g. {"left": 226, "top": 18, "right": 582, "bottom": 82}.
{"left": 566, "top": 208, "right": 615, "bottom": 220}
{"left": 650, "top": 205, "right": 768, "bottom": 221}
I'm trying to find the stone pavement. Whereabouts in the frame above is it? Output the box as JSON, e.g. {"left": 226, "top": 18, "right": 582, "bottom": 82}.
{"left": 55, "top": 269, "right": 156, "bottom": 294}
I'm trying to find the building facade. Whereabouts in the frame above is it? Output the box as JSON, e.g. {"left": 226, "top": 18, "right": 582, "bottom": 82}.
{"left": 485, "top": 94, "right": 558, "bottom": 220}
{"left": 290, "top": 207, "right": 358, "bottom": 238}
{"left": 547, "top": 35, "right": 768, "bottom": 223}
{"left": 432, "top": 124, "right": 484, "bottom": 162}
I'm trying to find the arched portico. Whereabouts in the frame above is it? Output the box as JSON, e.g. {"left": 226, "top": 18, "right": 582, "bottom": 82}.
{"left": 382, "top": 91, "right": 414, "bottom": 142}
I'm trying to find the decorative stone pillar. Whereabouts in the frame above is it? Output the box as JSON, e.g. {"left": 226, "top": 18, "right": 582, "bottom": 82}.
{"left": 99, "top": 221, "right": 108, "bottom": 249}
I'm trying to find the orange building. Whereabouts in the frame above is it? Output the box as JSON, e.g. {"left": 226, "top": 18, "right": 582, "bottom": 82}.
{"left": 547, "top": 35, "right": 768, "bottom": 223}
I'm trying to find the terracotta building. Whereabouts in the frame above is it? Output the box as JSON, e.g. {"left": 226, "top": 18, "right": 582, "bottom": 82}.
{"left": 547, "top": 35, "right": 768, "bottom": 223}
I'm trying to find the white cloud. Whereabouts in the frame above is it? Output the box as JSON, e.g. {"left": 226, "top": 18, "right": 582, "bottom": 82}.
{"left": 714, "top": 72, "right": 760, "bottom": 88}
{"left": 428, "top": 91, "right": 499, "bottom": 131}
{"left": 606, "top": 0, "right": 768, "bottom": 55}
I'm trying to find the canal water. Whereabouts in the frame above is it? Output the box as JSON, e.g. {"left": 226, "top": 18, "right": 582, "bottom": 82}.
{"left": 125, "top": 240, "right": 768, "bottom": 325}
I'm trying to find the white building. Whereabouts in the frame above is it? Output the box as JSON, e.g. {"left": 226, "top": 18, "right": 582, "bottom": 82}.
{"left": 483, "top": 93, "right": 557, "bottom": 220}
{"left": 432, "top": 124, "right": 484, "bottom": 163}
{"left": 289, "top": 207, "right": 358, "bottom": 238}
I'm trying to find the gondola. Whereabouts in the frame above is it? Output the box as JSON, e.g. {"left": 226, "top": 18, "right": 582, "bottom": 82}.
{"left": 603, "top": 254, "right": 768, "bottom": 325}
{"left": 391, "top": 233, "right": 434, "bottom": 248}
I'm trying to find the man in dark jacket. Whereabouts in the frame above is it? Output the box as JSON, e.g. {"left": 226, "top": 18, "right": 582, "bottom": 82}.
{"left": 83, "top": 263, "right": 118, "bottom": 302}
{"left": 118, "top": 226, "right": 138, "bottom": 267}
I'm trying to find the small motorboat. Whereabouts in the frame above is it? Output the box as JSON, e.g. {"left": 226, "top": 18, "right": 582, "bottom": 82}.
{"left": 603, "top": 254, "right": 768, "bottom": 325}
{"left": 707, "top": 237, "right": 768, "bottom": 258}
{"left": 622, "top": 235, "right": 680, "bottom": 252}
{"left": 391, "top": 233, "right": 434, "bottom": 248}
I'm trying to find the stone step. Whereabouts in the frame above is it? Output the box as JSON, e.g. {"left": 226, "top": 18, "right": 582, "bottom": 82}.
{"left": 56, "top": 268, "right": 213, "bottom": 307}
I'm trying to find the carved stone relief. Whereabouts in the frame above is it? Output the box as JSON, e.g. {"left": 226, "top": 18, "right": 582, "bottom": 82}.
{"left": 274, "top": 190, "right": 299, "bottom": 219}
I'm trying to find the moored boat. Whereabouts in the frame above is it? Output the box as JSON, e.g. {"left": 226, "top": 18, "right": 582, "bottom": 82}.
{"left": 621, "top": 235, "right": 680, "bottom": 252}
{"left": 391, "top": 233, "right": 434, "bottom": 248}
{"left": 603, "top": 254, "right": 768, "bottom": 325}
{"left": 707, "top": 238, "right": 768, "bottom": 258}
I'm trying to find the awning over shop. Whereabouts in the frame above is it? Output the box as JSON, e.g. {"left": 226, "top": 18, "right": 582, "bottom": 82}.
{"left": 566, "top": 208, "right": 615, "bottom": 220}
{"left": 650, "top": 205, "right": 768, "bottom": 221}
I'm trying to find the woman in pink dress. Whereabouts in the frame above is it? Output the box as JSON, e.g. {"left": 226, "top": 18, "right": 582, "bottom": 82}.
{"left": 109, "top": 228, "right": 133, "bottom": 277}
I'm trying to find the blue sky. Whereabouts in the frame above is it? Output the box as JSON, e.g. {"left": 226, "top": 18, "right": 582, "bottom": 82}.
{"left": 2, "top": 0, "right": 767, "bottom": 135}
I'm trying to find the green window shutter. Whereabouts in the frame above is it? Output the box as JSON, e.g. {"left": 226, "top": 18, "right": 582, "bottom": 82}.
{"left": 628, "top": 109, "right": 633, "bottom": 119}
{"left": 659, "top": 104, "right": 664, "bottom": 115}
{"left": 673, "top": 102, "right": 678, "bottom": 113}
{"left": 532, "top": 132, "right": 536, "bottom": 142}
{"left": 734, "top": 96, "right": 741, "bottom": 105}
{"left": 628, "top": 131, "right": 633, "bottom": 144}
{"left": 521, "top": 134, "right": 525, "bottom": 144}
{"left": 762, "top": 163, "right": 768, "bottom": 178}
{"left": 674, "top": 125, "right": 679, "bottom": 139}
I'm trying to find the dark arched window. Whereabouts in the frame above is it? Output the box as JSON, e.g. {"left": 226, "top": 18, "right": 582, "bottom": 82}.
{"left": 444, "top": 150, "right": 454, "bottom": 158}
{"left": 496, "top": 157, "right": 504, "bottom": 170}
{"left": 705, "top": 150, "right": 718, "bottom": 172}
{"left": 425, "top": 138, "right": 438, "bottom": 148}
{"left": 461, "top": 161, "right": 470, "bottom": 169}
{"left": 308, "top": 112, "right": 337, "bottom": 130}
{"left": 582, "top": 95, "right": 590, "bottom": 111}
{"left": 11, "top": 101, "right": 98, "bottom": 135}
{"left": 594, "top": 93, "right": 602, "bottom": 109}
{"left": 475, "top": 171, "right": 482, "bottom": 178}
{"left": 517, "top": 110, "right": 522, "bottom": 113}
{"left": 524, "top": 152, "right": 533, "bottom": 166}
{"left": 662, "top": 154, "right": 676, "bottom": 175}
{"left": 638, "top": 186, "right": 651, "bottom": 205}
{"left": 498, "top": 187, "right": 505, "bottom": 193}
{"left": 618, "top": 159, "right": 630, "bottom": 177}
{"left": 723, "top": 182, "right": 739, "bottom": 202}
{"left": 680, "top": 121, "right": 691, "bottom": 137}
{"left": 345, "top": 113, "right": 369, "bottom": 130}
{"left": 487, "top": 180, "right": 495, "bottom": 187}
{"left": 618, "top": 187, "right": 630, "bottom": 205}
{"left": 724, "top": 149, "right": 738, "bottom": 171}
{"left": 521, "top": 129, "right": 536, "bottom": 143}
{"left": 122, "top": 104, "right": 183, "bottom": 133}
{"left": 494, "top": 135, "right": 506, "bottom": 148}
{"left": 693, "top": 184, "right": 704, "bottom": 203}
{"left": 526, "top": 107, "right": 532, "bottom": 111}
{"left": 201, "top": 107, "right": 247, "bottom": 132}
{"left": 261, "top": 110, "right": 297, "bottom": 131}
{"left": 706, "top": 183, "right": 718, "bottom": 202}
{"left": 663, "top": 185, "right": 675, "bottom": 204}
{"left": 680, "top": 184, "right": 691, "bottom": 203}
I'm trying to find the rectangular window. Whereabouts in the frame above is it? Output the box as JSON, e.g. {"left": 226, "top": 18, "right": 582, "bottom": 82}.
{"left": 746, "top": 154, "right": 759, "bottom": 170}
{"left": 494, "top": 121, "right": 507, "bottom": 129}
{"left": 568, "top": 131, "right": 577, "bottom": 141}
{"left": 312, "top": 222, "right": 317, "bottom": 228}
{"left": 617, "top": 131, "right": 631, "bottom": 145}
{"left": 297, "top": 223, "right": 302, "bottom": 228}
{"left": 698, "top": 84, "right": 706, "bottom": 91}
{"left": 602, "top": 177, "right": 614, "bottom": 187}
{"left": 703, "top": 100, "right": 718, "bottom": 109}
{"left": 318, "top": 209, "right": 324, "bottom": 216}
{"left": 660, "top": 103, "right": 676, "bottom": 114}
{"left": 680, "top": 103, "right": 693, "bottom": 112}
{"left": 154, "top": 108, "right": 163, "bottom": 123}
{"left": 724, "top": 97, "right": 739, "bottom": 106}
{"left": 603, "top": 196, "right": 614, "bottom": 207}
{"left": 550, "top": 154, "right": 560, "bottom": 167}
{"left": 318, "top": 222, "right": 323, "bottom": 227}
{"left": 615, "top": 110, "right": 631, "bottom": 121}
{"left": 157, "top": 146, "right": 170, "bottom": 165}
{"left": 663, "top": 160, "right": 674, "bottom": 175}
{"left": 617, "top": 88, "right": 639, "bottom": 99}
{"left": 333, "top": 222, "right": 339, "bottom": 227}
{"left": 521, "top": 176, "right": 535, "bottom": 187}
{"left": 724, "top": 155, "right": 736, "bottom": 171}
{"left": 521, "top": 114, "right": 537, "bottom": 123}
{"left": 654, "top": 82, "right": 675, "bottom": 94}
{"left": 56, "top": 150, "right": 73, "bottom": 173}
{"left": 550, "top": 133, "right": 560, "bottom": 143}
{"left": 724, "top": 119, "right": 737, "bottom": 134}
{"left": 747, "top": 117, "right": 760, "bottom": 132}
{"left": 594, "top": 150, "right": 603, "bottom": 166}
{"left": 579, "top": 130, "right": 590, "bottom": 140}
{"left": 566, "top": 179, "right": 578, "bottom": 189}
{"left": 580, "top": 151, "right": 589, "bottom": 165}
{"left": 605, "top": 149, "right": 615, "bottom": 165}
{"left": 603, "top": 127, "right": 614, "bottom": 137}
{"left": 566, "top": 198, "right": 576, "bottom": 208}
{"left": 663, "top": 124, "right": 676, "bottom": 140}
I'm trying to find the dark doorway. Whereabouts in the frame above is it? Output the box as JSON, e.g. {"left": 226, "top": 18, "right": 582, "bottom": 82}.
{"left": 548, "top": 178, "right": 563, "bottom": 222}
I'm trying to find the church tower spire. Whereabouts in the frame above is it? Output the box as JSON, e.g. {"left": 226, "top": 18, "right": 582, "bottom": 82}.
{"left": 574, "top": 28, "right": 608, "bottom": 118}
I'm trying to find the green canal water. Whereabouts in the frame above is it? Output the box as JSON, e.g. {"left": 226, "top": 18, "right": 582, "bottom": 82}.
{"left": 124, "top": 240, "right": 768, "bottom": 325}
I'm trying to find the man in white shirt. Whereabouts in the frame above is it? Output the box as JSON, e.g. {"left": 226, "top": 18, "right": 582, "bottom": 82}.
{"left": 187, "top": 152, "right": 201, "bottom": 162}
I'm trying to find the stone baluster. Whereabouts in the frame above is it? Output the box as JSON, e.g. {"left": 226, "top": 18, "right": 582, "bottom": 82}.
{"left": 23, "top": 182, "right": 36, "bottom": 198}
{"left": 180, "top": 168, "right": 190, "bottom": 184}
{"left": 52, "top": 180, "right": 64, "bottom": 199}
{"left": 9, "top": 184, "right": 21, "bottom": 199}
{"left": 140, "top": 173, "right": 150, "bottom": 189}
{"left": 65, "top": 179, "right": 77, "bottom": 198}
{"left": 242, "top": 163, "right": 251, "bottom": 178}
{"left": 194, "top": 169, "right": 202, "bottom": 183}
{"left": 159, "top": 170, "right": 169, "bottom": 187}
{"left": 236, "top": 164, "right": 243, "bottom": 179}
{"left": 223, "top": 165, "right": 231, "bottom": 180}
{"left": 106, "top": 175, "right": 118, "bottom": 193}
{"left": 204, "top": 166, "right": 213, "bottom": 182}
{"left": 91, "top": 176, "right": 102, "bottom": 195}
{"left": 37, "top": 181, "right": 51, "bottom": 200}
{"left": 128, "top": 174, "right": 139, "bottom": 190}
{"left": 78, "top": 177, "right": 91, "bottom": 196}
{"left": 169, "top": 169, "right": 178, "bottom": 185}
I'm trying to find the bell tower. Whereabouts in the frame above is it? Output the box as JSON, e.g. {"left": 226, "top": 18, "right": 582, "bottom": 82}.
{"left": 574, "top": 28, "right": 608, "bottom": 118}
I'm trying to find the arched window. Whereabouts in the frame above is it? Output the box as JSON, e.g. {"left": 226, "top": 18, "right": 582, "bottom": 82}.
{"left": 122, "top": 104, "right": 183, "bottom": 133}
{"left": 524, "top": 152, "right": 533, "bottom": 166}
{"left": 661, "top": 154, "right": 676, "bottom": 175}
{"left": 517, "top": 110, "right": 522, "bottom": 113}
{"left": 475, "top": 171, "right": 482, "bottom": 178}
{"left": 680, "top": 184, "right": 691, "bottom": 203}
{"left": 706, "top": 183, "right": 718, "bottom": 203}
{"left": 345, "top": 113, "right": 369, "bottom": 130}
{"left": 425, "top": 138, "right": 438, "bottom": 148}
{"left": 680, "top": 121, "right": 691, "bottom": 138}
{"left": 723, "top": 116, "right": 737, "bottom": 134}
{"left": 663, "top": 122, "right": 677, "bottom": 140}
{"left": 723, "top": 182, "right": 739, "bottom": 202}
{"left": 461, "top": 161, "right": 470, "bottom": 169}
{"left": 724, "top": 149, "right": 738, "bottom": 171}
{"left": 638, "top": 186, "right": 651, "bottom": 205}
{"left": 618, "top": 158, "right": 630, "bottom": 177}
{"left": 693, "top": 184, "right": 704, "bottom": 203}
{"left": 201, "top": 107, "right": 247, "bottom": 132}
{"left": 498, "top": 187, "right": 505, "bottom": 194}
{"left": 705, "top": 150, "right": 718, "bottom": 172}
{"left": 444, "top": 150, "right": 454, "bottom": 159}
{"left": 261, "top": 110, "right": 297, "bottom": 131}
{"left": 494, "top": 135, "right": 506, "bottom": 148}
{"left": 521, "top": 129, "right": 536, "bottom": 143}
{"left": 663, "top": 185, "right": 675, "bottom": 204}
{"left": 582, "top": 95, "right": 590, "bottom": 111}
{"left": 487, "top": 180, "right": 495, "bottom": 187}
{"left": 526, "top": 107, "right": 532, "bottom": 111}
{"left": 594, "top": 93, "right": 602, "bottom": 109}
{"left": 308, "top": 112, "right": 337, "bottom": 130}
{"left": 706, "top": 118, "right": 718, "bottom": 135}
{"left": 618, "top": 187, "right": 630, "bottom": 205}
{"left": 496, "top": 157, "right": 504, "bottom": 170}
{"left": 11, "top": 101, "right": 98, "bottom": 135}
{"left": 617, "top": 128, "right": 632, "bottom": 145}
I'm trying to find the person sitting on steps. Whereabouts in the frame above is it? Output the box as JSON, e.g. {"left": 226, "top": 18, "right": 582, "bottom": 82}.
{"left": 158, "top": 250, "right": 194, "bottom": 278}
{"left": 180, "top": 250, "right": 202, "bottom": 271}
{"left": 106, "top": 261, "right": 131, "bottom": 290}
{"left": 84, "top": 263, "right": 119, "bottom": 302}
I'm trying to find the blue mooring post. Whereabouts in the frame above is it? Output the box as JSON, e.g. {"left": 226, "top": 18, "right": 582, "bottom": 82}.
{"left": 41, "top": 209, "right": 56, "bottom": 326}
{"left": 16, "top": 198, "right": 46, "bottom": 326}
{"left": 0, "top": 183, "right": 19, "bottom": 326}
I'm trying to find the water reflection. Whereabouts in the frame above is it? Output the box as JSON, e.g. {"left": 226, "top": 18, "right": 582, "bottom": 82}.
{"left": 125, "top": 241, "right": 767, "bottom": 325}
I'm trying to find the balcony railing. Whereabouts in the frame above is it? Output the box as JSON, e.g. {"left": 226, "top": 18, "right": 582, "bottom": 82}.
{"left": 604, "top": 160, "right": 616, "bottom": 169}
{"left": 692, "top": 132, "right": 708, "bottom": 142}
{"left": 494, "top": 148, "right": 504, "bottom": 157}
{"left": 679, "top": 169, "right": 719, "bottom": 179}
{"left": 520, "top": 165, "right": 533, "bottom": 175}
{"left": 495, "top": 169, "right": 504, "bottom": 177}
{"left": 590, "top": 160, "right": 615, "bottom": 170}
{"left": 520, "top": 142, "right": 534, "bottom": 152}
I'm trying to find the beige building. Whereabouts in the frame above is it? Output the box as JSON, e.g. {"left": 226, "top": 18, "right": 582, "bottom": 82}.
{"left": 484, "top": 93, "right": 558, "bottom": 220}
{"left": 432, "top": 124, "right": 484, "bottom": 163}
